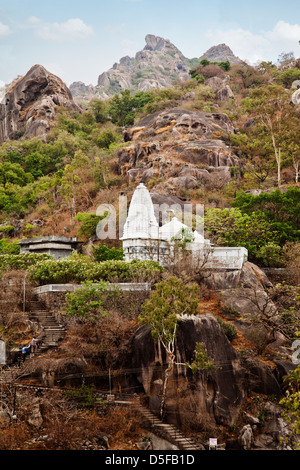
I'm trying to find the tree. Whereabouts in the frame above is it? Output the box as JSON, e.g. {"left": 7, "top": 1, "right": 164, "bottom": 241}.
{"left": 204, "top": 206, "right": 284, "bottom": 266}
{"left": 88, "top": 98, "right": 109, "bottom": 124}
{"left": 232, "top": 188, "right": 300, "bottom": 242}
{"left": 93, "top": 244, "right": 124, "bottom": 262}
{"left": 242, "top": 85, "right": 293, "bottom": 187}
{"left": 65, "top": 281, "right": 120, "bottom": 322}
{"left": 139, "top": 276, "right": 200, "bottom": 417}
{"left": 107, "top": 89, "right": 153, "bottom": 127}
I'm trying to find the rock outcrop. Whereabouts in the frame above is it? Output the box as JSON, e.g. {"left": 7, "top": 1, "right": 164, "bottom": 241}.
{"left": 132, "top": 314, "right": 245, "bottom": 426}
{"left": 117, "top": 108, "right": 240, "bottom": 193}
{"left": 0, "top": 64, "right": 81, "bottom": 143}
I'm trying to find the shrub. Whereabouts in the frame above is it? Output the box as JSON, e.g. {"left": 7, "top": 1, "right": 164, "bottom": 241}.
{"left": 0, "top": 239, "right": 20, "bottom": 255}
{"left": 0, "top": 252, "right": 52, "bottom": 272}
{"left": 93, "top": 244, "right": 124, "bottom": 262}
{"left": 217, "top": 318, "right": 237, "bottom": 342}
{"left": 65, "top": 281, "right": 120, "bottom": 322}
{"left": 28, "top": 258, "right": 164, "bottom": 284}
{"left": 75, "top": 212, "right": 107, "bottom": 239}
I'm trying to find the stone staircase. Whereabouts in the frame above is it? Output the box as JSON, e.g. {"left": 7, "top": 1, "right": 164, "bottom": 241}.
{"left": 132, "top": 402, "right": 203, "bottom": 451}
{"left": 29, "top": 298, "right": 66, "bottom": 353}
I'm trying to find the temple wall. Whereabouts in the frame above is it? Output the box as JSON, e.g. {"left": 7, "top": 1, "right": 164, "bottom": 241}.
{"left": 122, "top": 238, "right": 248, "bottom": 271}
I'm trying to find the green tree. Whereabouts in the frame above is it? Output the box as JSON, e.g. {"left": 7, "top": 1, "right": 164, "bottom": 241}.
{"left": 187, "top": 342, "right": 218, "bottom": 373}
{"left": 65, "top": 281, "right": 120, "bottom": 322}
{"left": 0, "top": 162, "right": 32, "bottom": 186}
{"left": 108, "top": 89, "right": 153, "bottom": 126}
{"left": 242, "top": 85, "right": 293, "bottom": 187}
{"left": 204, "top": 206, "right": 284, "bottom": 266}
{"left": 88, "top": 98, "right": 109, "bottom": 124}
{"left": 139, "top": 276, "right": 200, "bottom": 416}
{"left": 75, "top": 212, "right": 108, "bottom": 239}
{"left": 232, "top": 188, "right": 300, "bottom": 241}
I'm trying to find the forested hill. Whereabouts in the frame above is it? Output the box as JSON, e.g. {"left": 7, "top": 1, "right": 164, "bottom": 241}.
{"left": 0, "top": 42, "right": 300, "bottom": 452}
{"left": 0, "top": 50, "right": 299, "bottom": 271}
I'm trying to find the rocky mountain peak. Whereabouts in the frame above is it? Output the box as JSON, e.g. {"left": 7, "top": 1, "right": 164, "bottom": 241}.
{"left": 144, "top": 34, "right": 167, "bottom": 51}
{"left": 200, "top": 43, "right": 244, "bottom": 64}
{"left": 69, "top": 36, "right": 243, "bottom": 103}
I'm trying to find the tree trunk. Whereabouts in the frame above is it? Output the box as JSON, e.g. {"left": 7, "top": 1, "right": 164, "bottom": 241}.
{"left": 160, "top": 351, "right": 175, "bottom": 418}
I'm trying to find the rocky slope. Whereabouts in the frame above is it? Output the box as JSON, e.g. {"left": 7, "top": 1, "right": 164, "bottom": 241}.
{"left": 130, "top": 261, "right": 295, "bottom": 450}
{"left": 0, "top": 64, "right": 81, "bottom": 143}
{"left": 69, "top": 35, "right": 241, "bottom": 102}
{"left": 117, "top": 108, "right": 239, "bottom": 194}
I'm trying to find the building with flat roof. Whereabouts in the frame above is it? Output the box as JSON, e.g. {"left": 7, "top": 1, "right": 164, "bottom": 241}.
{"left": 19, "top": 236, "right": 79, "bottom": 259}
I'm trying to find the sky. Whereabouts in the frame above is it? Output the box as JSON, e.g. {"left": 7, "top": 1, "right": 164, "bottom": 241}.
{"left": 1, "top": 0, "right": 300, "bottom": 87}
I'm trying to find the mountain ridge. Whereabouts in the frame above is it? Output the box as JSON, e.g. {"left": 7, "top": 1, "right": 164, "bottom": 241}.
{"left": 69, "top": 34, "right": 243, "bottom": 102}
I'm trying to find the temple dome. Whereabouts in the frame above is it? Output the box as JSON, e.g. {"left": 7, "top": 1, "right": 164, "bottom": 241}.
{"left": 159, "top": 217, "right": 191, "bottom": 241}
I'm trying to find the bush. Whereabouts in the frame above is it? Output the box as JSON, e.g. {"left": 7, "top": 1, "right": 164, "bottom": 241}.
{"left": 93, "top": 244, "right": 124, "bottom": 262}
{"left": 75, "top": 212, "right": 107, "bottom": 239}
{"left": 0, "top": 239, "right": 20, "bottom": 255}
{"left": 217, "top": 318, "right": 237, "bottom": 342}
{"left": 0, "top": 252, "right": 52, "bottom": 272}
{"left": 65, "top": 281, "right": 119, "bottom": 322}
{"left": 28, "top": 258, "right": 164, "bottom": 284}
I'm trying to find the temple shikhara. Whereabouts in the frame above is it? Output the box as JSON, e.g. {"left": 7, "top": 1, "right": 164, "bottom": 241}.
{"left": 121, "top": 183, "right": 248, "bottom": 270}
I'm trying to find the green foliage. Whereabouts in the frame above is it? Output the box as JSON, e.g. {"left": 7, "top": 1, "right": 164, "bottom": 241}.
{"left": 65, "top": 280, "right": 119, "bottom": 322}
{"left": 139, "top": 276, "right": 200, "bottom": 346}
{"left": 205, "top": 206, "right": 283, "bottom": 266}
{"left": 75, "top": 212, "right": 108, "bottom": 239}
{"left": 187, "top": 342, "right": 218, "bottom": 373}
{"left": 217, "top": 318, "right": 238, "bottom": 342}
{"left": 28, "top": 258, "right": 164, "bottom": 284}
{"left": 88, "top": 99, "right": 109, "bottom": 124}
{"left": 65, "top": 383, "right": 97, "bottom": 407}
{"left": 280, "top": 391, "right": 300, "bottom": 448}
{"left": 107, "top": 89, "right": 153, "bottom": 126}
{"left": 95, "top": 129, "right": 120, "bottom": 149}
{"left": 276, "top": 68, "right": 300, "bottom": 87}
{"left": 93, "top": 244, "right": 124, "bottom": 262}
{"left": 232, "top": 188, "right": 300, "bottom": 243}
{"left": 0, "top": 252, "right": 52, "bottom": 272}
{"left": 0, "top": 239, "right": 20, "bottom": 255}
{"left": 0, "top": 225, "right": 14, "bottom": 236}
{"left": 0, "top": 161, "right": 32, "bottom": 186}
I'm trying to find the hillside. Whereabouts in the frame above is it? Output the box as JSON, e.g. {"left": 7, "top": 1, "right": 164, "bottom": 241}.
{"left": 0, "top": 50, "right": 299, "bottom": 451}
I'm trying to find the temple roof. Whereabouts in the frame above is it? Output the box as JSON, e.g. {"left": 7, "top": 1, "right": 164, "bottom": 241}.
{"left": 121, "top": 183, "right": 159, "bottom": 239}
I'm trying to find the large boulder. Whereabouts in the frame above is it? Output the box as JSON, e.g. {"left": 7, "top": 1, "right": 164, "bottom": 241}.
{"left": 132, "top": 314, "right": 245, "bottom": 426}
{"left": 0, "top": 64, "right": 81, "bottom": 143}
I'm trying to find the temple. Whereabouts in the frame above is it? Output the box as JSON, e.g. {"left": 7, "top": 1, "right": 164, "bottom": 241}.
{"left": 121, "top": 183, "right": 248, "bottom": 270}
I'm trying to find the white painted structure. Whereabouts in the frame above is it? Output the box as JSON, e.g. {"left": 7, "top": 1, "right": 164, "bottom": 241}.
{"left": 121, "top": 183, "right": 248, "bottom": 270}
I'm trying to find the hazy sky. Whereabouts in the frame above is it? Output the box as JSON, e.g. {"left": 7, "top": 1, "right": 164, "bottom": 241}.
{"left": 1, "top": 0, "right": 300, "bottom": 87}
